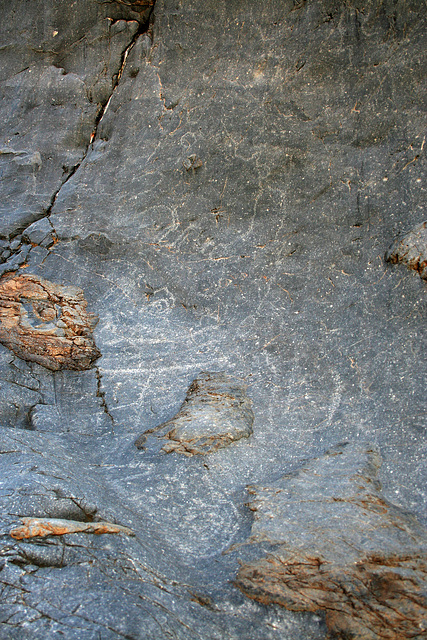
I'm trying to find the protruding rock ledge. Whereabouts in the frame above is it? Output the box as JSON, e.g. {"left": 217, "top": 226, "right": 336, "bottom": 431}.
{"left": 135, "top": 372, "right": 254, "bottom": 455}
{"left": 385, "top": 220, "right": 427, "bottom": 281}
{"left": 0, "top": 273, "right": 100, "bottom": 371}
{"left": 234, "top": 443, "right": 427, "bottom": 640}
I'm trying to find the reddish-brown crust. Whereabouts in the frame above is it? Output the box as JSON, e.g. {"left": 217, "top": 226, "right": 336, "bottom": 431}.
{"left": 0, "top": 273, "right": 100, "bottom": 370}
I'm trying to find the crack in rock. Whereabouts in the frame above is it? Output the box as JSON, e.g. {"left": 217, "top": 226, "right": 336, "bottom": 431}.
{"left": 1, "top": 2, "right": 157, "bottom": 268}
{"left": 95, "top": 366, "right": 115, "bottom": 430}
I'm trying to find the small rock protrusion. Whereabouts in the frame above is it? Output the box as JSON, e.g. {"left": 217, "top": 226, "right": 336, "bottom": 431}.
{"left": 182, "top": 154, "right": 203, "bottom": 171}
{"left": 22, "top": 218, "right": 55, "bottom": 248}
{"left": 10, "top": 517, "right": 135, "bottom": 540}
{"left": 135, "top": 372, "right": 254, "bottom": 455}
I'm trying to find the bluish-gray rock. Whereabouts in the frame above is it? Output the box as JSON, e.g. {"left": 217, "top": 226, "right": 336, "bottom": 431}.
{"left": 0, "top": 0, "right": 426, "bottom": 638}
{"left": 235, "top": 443, "right": 427, "bottom": 639}
{"left": 136, "top": 371, "right": 254, "bottom": 455}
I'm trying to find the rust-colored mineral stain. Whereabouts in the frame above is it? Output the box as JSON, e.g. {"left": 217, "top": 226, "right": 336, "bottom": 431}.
{"left": 135, "top": 372, "right": 254, "bottom": 455}
{"left": 234, "top": 445, "right": 427, "bottom": 640}
{"left": 10, "top": 517, "right": 135, "bottom": 540}
{"left": 385, "top": 220, "right": 427, "bottom": 281}
{"left": 0, "top": 273, "right": 100, "bottom": 370}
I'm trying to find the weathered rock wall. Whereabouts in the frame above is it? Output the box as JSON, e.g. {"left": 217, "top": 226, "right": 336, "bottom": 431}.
{"left": 0, "top": 1, "right": 426, "bottom": 638}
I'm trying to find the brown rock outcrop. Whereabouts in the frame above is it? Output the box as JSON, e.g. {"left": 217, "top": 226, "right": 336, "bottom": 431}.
{"left": 234, "top": 444, "right": 427, "bottom": 640}
{"left": 10, "top": 517, "right": 135, "bottom": 539}
{"left": 135, "top": 372, "right": 254, "bottom": 455}
{"left": 0, "top": 273, "right": 100, "bottom": 370}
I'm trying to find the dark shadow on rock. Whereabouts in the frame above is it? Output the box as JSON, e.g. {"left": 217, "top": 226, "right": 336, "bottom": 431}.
{"left": 234, "top": 443, "right": 427, "bottom": 640}
{"left": 135, "top": 372, "right": 254, "bottom": 455}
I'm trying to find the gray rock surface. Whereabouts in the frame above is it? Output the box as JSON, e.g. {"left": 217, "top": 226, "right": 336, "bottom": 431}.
{"left": 135, "top": 371, "right": 254, "bottom": 455}
{"left": 0, "top": 0, "right": 426, "bottom": 638}
{"left": 235, "top": 443, "right": 427, "bottom": 639}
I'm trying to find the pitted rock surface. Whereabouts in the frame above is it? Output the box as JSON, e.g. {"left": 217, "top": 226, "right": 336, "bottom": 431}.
{"left": 135, "top": 372, "right": 254, "bottom": 455}
{"left": 0, "top": 273, "right": 100, "bottom": 370}
{"left": 235, "top": 443, "right": 427, "bottom": 640}
{"left": 385, "top": 220, "right": 427, "bottom": 281}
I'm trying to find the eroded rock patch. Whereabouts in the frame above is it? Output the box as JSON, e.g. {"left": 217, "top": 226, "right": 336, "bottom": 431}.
{"left": 385, "top": 221, "right": 427, "bottom": 281}
{"left": 0, "top": 273, "right": 100, "bottom": 370}
{"left": 135, "top": 372, "right": 254, "bottom": 455}
{"left": 234, "top": 443, "right": 427, "bottom": 640}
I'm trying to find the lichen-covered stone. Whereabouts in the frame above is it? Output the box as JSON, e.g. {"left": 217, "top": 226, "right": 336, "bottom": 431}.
{"left": 0, "top": 273, "right": 100, "bottom": 370}
{"left": 385, "top": 221, "right": 427, "bottom": 281}
{"left": 235, "top": 444, "right": 427, "bottom": 640}
{"left": 135, "top": 372, "right": 254, "bottom": 455}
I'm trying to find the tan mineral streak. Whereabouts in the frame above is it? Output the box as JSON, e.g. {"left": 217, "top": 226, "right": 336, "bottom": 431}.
{"left": 10, "top": 517, "right": 135, "bottom": 540}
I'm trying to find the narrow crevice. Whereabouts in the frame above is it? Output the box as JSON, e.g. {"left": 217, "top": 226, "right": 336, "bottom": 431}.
{"left": 1, "top": 2, "right": 157, "bottom": 267}
{"left": 46, "top": 4, "right": 156, "bottom": 218}
{"left": 88, "top": 13, "right": 154, "bottom": 145}
{"left": 95, "top": 366, "right": 115, "bottom": 433}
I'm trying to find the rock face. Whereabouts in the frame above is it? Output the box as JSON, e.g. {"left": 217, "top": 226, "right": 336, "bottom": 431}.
{"left": 0, "top": 0, "right": 426, "bottom": 638}
{"left": 235, "top": 444, "right": 427, "bottom": 639}
{"left": 385, "top": 221, "right": 427, "bottom": 281}
{"left": 135, "top": 372, "right": 254, "bottom": 455}
{"left": 0, "top": 273, "right": 100, "bottom": 370}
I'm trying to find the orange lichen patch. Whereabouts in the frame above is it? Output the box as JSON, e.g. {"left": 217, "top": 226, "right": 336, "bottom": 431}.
{"left": 0, "top": 273, "right": 100, "bottom": 370}
{"left": 10, "top": 517, "right": 135, "bottom": 540}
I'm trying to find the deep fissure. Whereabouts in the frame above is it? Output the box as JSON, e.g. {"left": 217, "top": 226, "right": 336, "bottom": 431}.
{"left": 1, "top": 2, "right": 156, "bottom": 259}
{"left": 44, "top": 4, "right": 156, "bottom": 223}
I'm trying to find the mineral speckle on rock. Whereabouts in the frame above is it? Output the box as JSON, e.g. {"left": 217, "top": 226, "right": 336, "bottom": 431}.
{"left": 135, "top": 372, "right": 254, "bottom": 455}
{"left": 385, "top": 221, "right": 427, "bottom": 281}
{"left": 234, "top": 443, "right": 427, "bottom": 640}
{"left": 0, "top": 273, "right": 100, "bottom": 370}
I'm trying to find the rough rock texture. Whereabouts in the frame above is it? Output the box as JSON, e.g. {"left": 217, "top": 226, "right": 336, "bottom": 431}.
{"left": 0, "top": 5, "right": 147, "bottom": 238}
{"left": 135, "top": 372, "right": 254, "bottom": 455}
{"left": 0, "top": 273, "right": 100, "bottom": 370}
{"left": 0, "top": 0, "right": 426, "bottom": 638}
{"left": 385, "top": 220, "right": 427, "bottom": 281}
{"left": 235, "top": 443, "right": 427, "bottom": 639}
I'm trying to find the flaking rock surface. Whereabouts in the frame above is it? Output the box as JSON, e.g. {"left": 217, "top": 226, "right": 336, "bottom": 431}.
{"left": 385, "top": 220, "right": 427, "bottom": 281}
{"left": 0, "top": 273, "right": 100, "bottom": 370}
{"left": 135, "top": 371, "right": 254, "bottom": 455}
